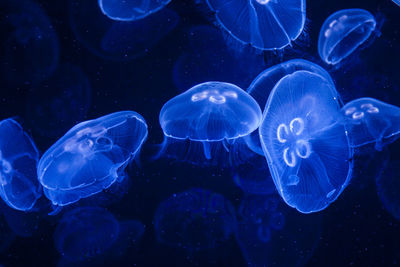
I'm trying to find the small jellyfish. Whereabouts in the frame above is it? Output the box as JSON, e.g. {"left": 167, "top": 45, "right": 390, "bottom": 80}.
{"left": 158, "top": 81, "right": 262, "bottom": 163}
{"left": 37, "top": 111, "right": 148, "bottom": 207}
{"left": 98, "top": 0, "right": 171, "bottom": 22}
{"left": 245, "top": 59, "right": 337, "bottom": 156}
{"left": 340, "top": 98, "right": 400, "bottom": 150}
{"left": 54, "top": 207, "right": 120, "bottom": 262}
{"left": 236, "top": 194, "right": 321, "bottom": 266}
{"left": 259, "top": 71, "right": 353, "bottom": 213}
{"left": 153, "top": 188, "right": 236, "bottom": 251}
{"left": 205, "top": 0, "right": 306, "bottom": 51}
{"left": 0, "top": 119, "right": 41, "bottom": 211}
{"left": 318, "top": 9, "right": 377, "bottom": 65}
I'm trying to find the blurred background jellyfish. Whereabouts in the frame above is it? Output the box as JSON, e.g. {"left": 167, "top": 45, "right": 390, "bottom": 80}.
{"left": 37, "top": 111, "right": 148, "bottom": 207}
{"left": 70, "top": 0, "right": 179, "bottom": 61}
{"left": 259, "top": 71, "right": 353, "bottom": 213}
{"left": 26, "top": 63, "right": 91, "bottom": 139}
{"left": 0, "top": 119, "right": 41, "bottom": 211}
{"left": 205, "top": 0, "right": 306, "bottom": 51}
{"left": 173, "top": 25, "right": 266, "bottom": 92}
{"left": 153, "top": 188, "right": 236, "bottom": 251}
{"left": 157, "top": 81, "right": 262, "bottom": 164}
{"left": 236, "top": 194, "right": 321, "bottom": 266}
{"left": 340, "top": 98, "right": 400, "bottom": 150}
{"left": 318, "top": 9, "right": 377, "bottom": 65}
{"left": 245, "top": 59, "right": 336, "bottom": 156}
{"left": 98, "top": 0, "right": 171, "bottom": 22}
{"left": 0, "top": 0, "right": 59, "bottom": 87}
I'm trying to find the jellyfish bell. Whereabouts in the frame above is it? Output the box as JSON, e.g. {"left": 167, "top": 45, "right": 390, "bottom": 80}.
{"left": 98, "top": 0, "right": 171, "bottom": 22}
{"left": 259, "top": 70, "right": 353, "bottom": 213}
{"left": 0, "top": 119, "right": 41, "bottom": 212}
{"left": 244, "top": 59, "right": 337, "bottom": 156}
{"left": 340, "top": 97, "right": 400, "bottom": 150}
{"left": 204, "top": 0, "right": 306, "bottom": 51}
{"left": 318, "top": 8, "right": 377, "bottom": 65}
{"left": 157, "top": 81, "right": 262, "bottom": 165}
{"left": 37, "top": 111, "right": 148, "bottom": 207}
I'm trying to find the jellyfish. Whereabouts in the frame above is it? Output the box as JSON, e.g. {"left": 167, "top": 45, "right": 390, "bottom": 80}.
{"left": 153, "top": 188, "right": 236, "bottom": 251}
{"left": 98, "top": 0, "right": 171, "bottom": 22}
{"left": 205, "top": 0, "right": 306, "bottom": 51}
{"left": 26, "top": 63, "right": 91, "bottom": 138}
{"left": 259, "top": 71, "right": 353, "bottom": 213}
{"left": 0, "top": 0, "right": 59, "bottom": 86}
{"left": 173, "top": 25, "right": 265, "bottom": 92}
{"left": 236, "top": 194, "right": 321, "bottom": 266}
{"left": 318, "top": 9, "right": 377, "bottom": 65}
{"left": 70, "top": 0, "right": 179, "bottom": 61}
{"left": 393, "top": 0, "right": 400, "bottom": 7}
{"left": 0, "top": 119, "right": 41, "bottom": 211}
{"left": 158, "top": 81, "right": 262, "bottom": 164}
{"left": 245, "top": 59, "right": 336, "bottom": 156}
{"left": 37, "top": 111, "right": 148, "bottom": 207}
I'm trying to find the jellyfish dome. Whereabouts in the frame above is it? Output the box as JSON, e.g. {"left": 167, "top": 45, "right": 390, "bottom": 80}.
{"left": 259, "top": 71, "right": 353, "bottom": 213}
{"left": 245, "top": 59, "right": 336, "bottom": 156}
{"left": 318, "top": 9, "right": 376, "bottom": 65}
{"left": 340, "top": 97, "right": 400, "bottom": 150}
{"left": 0, "top": 119, "right": 41, "bottom": 211}
{"left": 159, "top": 82, "right": 262, "bottom": 161}
{"left": 205, "top": 0, "right": 306, "bottom": 50}
{"left": 37, "top": 111, "right": 148, "bottom": 206}
{"left": 98, "top": 0, "right": 171, "bottom": 22}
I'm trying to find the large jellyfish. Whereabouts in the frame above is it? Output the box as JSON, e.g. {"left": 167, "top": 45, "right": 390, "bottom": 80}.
{"left": 37, "top": 111, "right": 148, "bottom": 207}
{"left": 153, "top": 188, "right": 236, "bottom": 251}
{"left": 0, "top": 0, "right": 59, "bottom": 86}
{"left": 158, "top": 81, "right": 262, "bottom": 164}
{"left": 98, "top": 0, "right": 171, "bottom": 22}
{"left": 0, "top": 119, "right": 41, "bottom": 211}
{"left": 318, "top": 9, "right": 377, "bottom": 65}
{"left": 245, "top": 59, "right": 336, "bottom": 156}
{"left": 259, "top": 71, "right": 353, "bottom": 213}
{"left": 205, "top": 0, "right": 306, "bottom": 51}
{"left": 340, "top": 98, "right": 400, "bottom": 150}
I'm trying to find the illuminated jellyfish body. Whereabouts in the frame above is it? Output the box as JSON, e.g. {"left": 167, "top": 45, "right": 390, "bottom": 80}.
{"left": 26, "top": 63, "right": 91, "bottom": 138}
{"left": 37, "top": 111, "right": 148, "bottom": 207}
{"left": 158, "top": 82, "right": 262, "bottom": 164}
{"left": 340, "top": 98, "right": 400, "bottom": 150}
{"left": 153, "top": 188, "right": 236, "bottom": 251}
{"left": 98, "top": 0, "right": 171, "bottom": 22}
{"left": 0, "top": 119, "right": 41, "bottom": 211}
{"left": 205, "top": 0, "right": 306, "bottom": 51}
{"left": 173, "top": 25, "right": 265, "bottom": 92}
{"left": 0, "top": 0, "right": 59, "bottom": 86}
{"left": 318, "top": 9, "right": 376, "bottom": 65}
{"left": 245, "top": 59, "right": 336, "bottom": 156}
{"left": 70, "top": 0, "right": 179, "bottom": 61}
{"left": 236, "top": 194, "right": 321, "bottom": 266}
{"left": 260, "top": 71, "right": 353, "bottom": 213}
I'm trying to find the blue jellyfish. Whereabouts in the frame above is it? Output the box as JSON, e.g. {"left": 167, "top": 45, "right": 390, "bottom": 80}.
{"left": 26, "top": 63, "right": 91, "bottom": 138}
{"left": 153, "top": 188, "right": 236, "bottom": 251}
{"left": 0, "top": 0, "right": 59, "bottom": 86}
{"left": 98, "top": 0, "right": 171, "bottom": 22}
{"left": 158, "top": 81, "right": 262, "bottom": 163}
{"left": 236, "top": 194, "right": 321, "bottom": 266}
{"left": 205, "top": 0, "right": 306, "bottom": 51}
{"left": 259, "top": 71, "right": 353, "bottom": 213}
{"left": 0, "top": 119, "right": 41, "bottom": 211}
{"left": 318, "top": 9, "right": 377, "bottom": 65}
{"left": 245, "top": 59, "right": 336, "bottom": 156}
{"left": 37, "top": 111, "right": 148, "bottom": 207}
{"left": 70, "top": 0, "right": 179, "bottom": 61}
{"left": 340, "top": 98, "right": 400, "bottom": 150}
{"left": 173, "top": 25, "right": 265, "bottom": 92}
